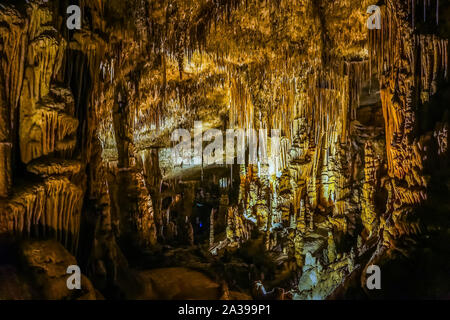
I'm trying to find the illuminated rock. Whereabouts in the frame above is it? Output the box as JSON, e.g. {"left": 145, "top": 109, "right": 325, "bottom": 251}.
{"left": 0, "top": 0, "right": 449, "bottom": 300}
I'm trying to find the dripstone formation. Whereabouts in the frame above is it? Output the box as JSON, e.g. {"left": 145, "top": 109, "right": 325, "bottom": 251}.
{"left": 0, "top": 0, "right": 449, "bottom": 300}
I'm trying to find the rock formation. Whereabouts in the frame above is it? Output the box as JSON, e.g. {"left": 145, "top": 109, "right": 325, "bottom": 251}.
{"left": 0, "top": 0, "right": 449, "bottom": 300}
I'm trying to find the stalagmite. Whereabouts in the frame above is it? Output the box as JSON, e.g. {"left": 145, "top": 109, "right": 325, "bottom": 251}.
{"left": 209, "top": 208, "right": 215, "bottom": 247}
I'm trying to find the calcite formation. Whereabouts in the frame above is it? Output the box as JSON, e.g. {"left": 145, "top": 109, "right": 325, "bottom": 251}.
{"left": 1, "top": 177, "right": 83, "bottom": 250}
{"left": 0, "top": 0, "right": 449, "bottom": 300}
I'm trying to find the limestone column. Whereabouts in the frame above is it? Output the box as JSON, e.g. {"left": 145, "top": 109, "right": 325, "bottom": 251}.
{"left": 0, "top": 64, "right": 11, "bottom": 197}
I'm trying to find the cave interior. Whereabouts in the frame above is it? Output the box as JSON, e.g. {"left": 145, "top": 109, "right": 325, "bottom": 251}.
{"left": 0, "top": 0, "right": 449, "bottom": 300}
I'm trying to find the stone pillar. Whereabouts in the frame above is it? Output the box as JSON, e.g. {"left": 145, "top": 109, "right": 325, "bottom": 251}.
{"left": 0, "top": 142, "right": 11, "bottom": 198}
{"left": 209, "top": 208, "right": 215, "bottom": 246}
{"left": 0, "top": 63, "right": 11, "bottom": 197}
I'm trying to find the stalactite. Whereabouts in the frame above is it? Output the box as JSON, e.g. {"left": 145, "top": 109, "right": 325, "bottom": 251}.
{"left": 0, "top": 177, "right": 83, "bottom": 252}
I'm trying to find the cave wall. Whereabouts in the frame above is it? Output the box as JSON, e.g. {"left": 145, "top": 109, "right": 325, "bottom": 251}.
{"left": 0, "top": 0, "right": 448, "bottom": 299}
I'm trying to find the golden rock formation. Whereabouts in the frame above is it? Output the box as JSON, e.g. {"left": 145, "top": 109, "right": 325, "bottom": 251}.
{"left": 0, "top": 0, "right": 449, "bottom": 300}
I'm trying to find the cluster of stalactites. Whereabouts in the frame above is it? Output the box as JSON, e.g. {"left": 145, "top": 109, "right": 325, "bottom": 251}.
{"left": 372, "top": 1, "right": 448, "bottom": 179}
{"left": 0, "top": 177, "right": 83, "bottom": 253}
{"left": 0, "top": 3, "right": 85, "bottom": 254}
{"left": 304, "top": 62, "right": 370, "bottom": 145}
{"left": 409, "top": 0, "right": 441, "bottom": 28}
{"left": 369, "top": 1, "right": 448, "bottom": 80}
{"left": 229, "top": 57, "right": 372, "bottom": 236}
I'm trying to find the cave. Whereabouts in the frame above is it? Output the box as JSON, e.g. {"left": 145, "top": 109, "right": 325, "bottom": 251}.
{"left": 0, "top": 0, "right": 449, "bottom": 301}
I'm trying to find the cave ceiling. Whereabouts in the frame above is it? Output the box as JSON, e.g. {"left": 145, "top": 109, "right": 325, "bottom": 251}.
{"left": 0, "top": 0, "right": 449, "bottom": 301}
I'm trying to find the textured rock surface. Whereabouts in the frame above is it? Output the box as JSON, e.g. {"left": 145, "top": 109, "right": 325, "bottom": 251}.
{"left": 138, "top": 267, "right": 222, "bottom": 299}
{"left": 0, "top": 0, "right": 449, "bottom": 300}
{"left": 18, "top": 240, "right": 98, "bottom": 300}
